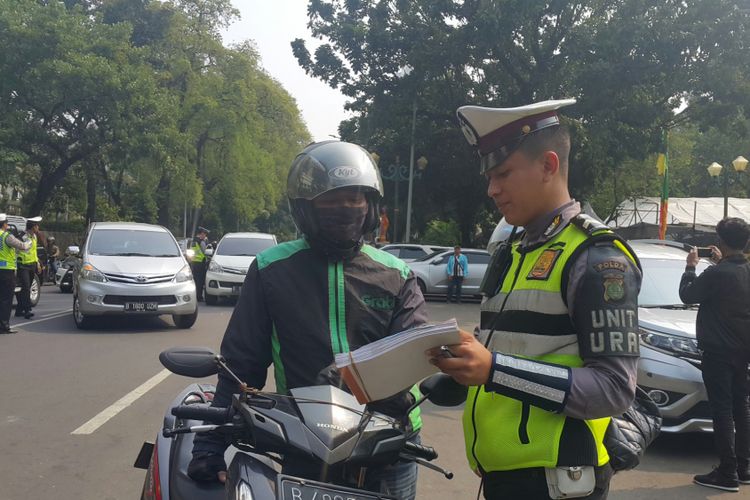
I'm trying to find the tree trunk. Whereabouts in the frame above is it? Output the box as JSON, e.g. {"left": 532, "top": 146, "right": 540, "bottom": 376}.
{"left": 27, "top": 159, "right": 76, "bottom": 216}
{"left": 86, "top": 164, "right": 97, "bottom": 224}
{"left": 156, "top": 170, "right": 171, "bottom": 226}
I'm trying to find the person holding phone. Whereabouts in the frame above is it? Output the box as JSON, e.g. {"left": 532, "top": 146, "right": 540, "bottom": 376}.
{"left": 680, "top": 217, "right": 750, "bottom": 492}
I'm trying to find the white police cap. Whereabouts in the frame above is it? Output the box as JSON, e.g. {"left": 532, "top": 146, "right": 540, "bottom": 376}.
{"left": 0, "top": 214, "right": 6, "bottom": 223}
{"left": 27, "top": 216, "right": 42, "bottom": 222}
{"left": 457, "top": 98, "right": 576, "bottom": 174}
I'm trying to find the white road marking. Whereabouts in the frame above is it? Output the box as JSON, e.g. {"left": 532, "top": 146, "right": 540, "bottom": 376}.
{"left": 12, "top": 309, "right": 72, "bottom": 327}
{"left": 71, "top": 369, "right": 171, "bottom": 435}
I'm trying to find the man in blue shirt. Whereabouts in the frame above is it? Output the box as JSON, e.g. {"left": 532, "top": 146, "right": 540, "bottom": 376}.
{"left": 445, "top": 245, "right": 468, "bottom": 303}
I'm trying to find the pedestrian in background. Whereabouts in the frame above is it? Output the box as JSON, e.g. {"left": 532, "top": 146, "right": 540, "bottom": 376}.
{"left": 0, "top": 214, "right": 32, "bottom": 333}
{"left": 445, "top": 245, "right": 468, "bottom": 303}
{"left": 15, "top": 217, "right": 41, "bottom": 319}
{"left": 190, "top": 227, "right": 209, "bottom": 302}
{"left": 680, "top": 217, "right": 750, "bottom": 492}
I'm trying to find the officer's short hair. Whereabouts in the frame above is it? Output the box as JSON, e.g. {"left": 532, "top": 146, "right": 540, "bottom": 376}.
{"left": 716, "top": 217, "right": 750, "bottom": 251}
{"left": 517, "top": 125, "right": 571, "bottom": 174}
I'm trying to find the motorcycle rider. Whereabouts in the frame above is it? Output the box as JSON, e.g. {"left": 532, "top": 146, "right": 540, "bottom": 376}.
{"left": 189, "top": 141, "right": 427, "bottom": 499}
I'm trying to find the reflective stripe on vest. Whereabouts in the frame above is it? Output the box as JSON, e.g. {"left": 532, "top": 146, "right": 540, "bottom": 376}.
{"left": 19, "top": 235, "right": 37, "bottom": 265}
{"left": 0, "top": 231, "right": 17, "bottom": 270}
{"left": 464, "top": 222, "right": 616, "bottom": 473}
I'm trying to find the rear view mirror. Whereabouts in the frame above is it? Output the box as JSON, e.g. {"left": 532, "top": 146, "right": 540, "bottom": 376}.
{"left": 159, "top": 347, "right": 218, "bottom": 378}
{"left": 419, "top": 373, "right": 467, "bottom": 407}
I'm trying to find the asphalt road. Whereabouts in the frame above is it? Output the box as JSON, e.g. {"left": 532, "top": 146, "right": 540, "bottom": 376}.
{"left": 0, "top": 286, "right": 739, "bottom": 499}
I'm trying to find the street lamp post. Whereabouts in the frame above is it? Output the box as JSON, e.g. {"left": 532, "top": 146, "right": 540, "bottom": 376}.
{"left": 405, "top": 155, "right": 428, "bottom": 242}
{"left": 371, "top": 153, "right": 427, "bottom": 243}
{"left": 707, "top": 156, "right": 748, "bottom": 218}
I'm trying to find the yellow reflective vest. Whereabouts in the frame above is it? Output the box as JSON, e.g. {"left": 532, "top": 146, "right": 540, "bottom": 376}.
{"left": 464, "top": 221, "right": 636, "bottom": 473}
{"left": 0, "top": 231, "right": 17, "bottom": 271}
{"left": 18, "top": 234, "right": 37, "bottom": 266}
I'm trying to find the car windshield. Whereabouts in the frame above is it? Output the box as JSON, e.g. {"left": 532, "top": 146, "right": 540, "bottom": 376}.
{"left": 217, "top": 237, "right": 275, "bottom": 256}
{"left": 88, "top": 229, "right": 180, "bottom": 257}
{"left": 639, "top": 257, "right": 710, "bottom": 307}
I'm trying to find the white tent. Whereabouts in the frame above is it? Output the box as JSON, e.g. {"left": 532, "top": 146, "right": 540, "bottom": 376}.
{"left": 607, "top": 197, "right": 750, "bottom": 231}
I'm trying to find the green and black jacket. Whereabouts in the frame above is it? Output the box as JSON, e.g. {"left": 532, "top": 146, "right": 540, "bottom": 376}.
{"left": 194, "top": 239, "right": 427, "bottom": 455}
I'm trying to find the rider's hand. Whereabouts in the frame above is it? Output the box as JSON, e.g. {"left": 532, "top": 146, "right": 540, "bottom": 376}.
{"left": 188, "top": 452, "right": 227, "bottom": 483}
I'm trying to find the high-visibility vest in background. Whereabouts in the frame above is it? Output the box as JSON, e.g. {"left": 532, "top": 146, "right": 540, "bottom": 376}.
{"left": 18, "top": 234, "right": 37, "bottom": 265}
{"left": 0, "top": 231, "right": 17, "bottom": 270}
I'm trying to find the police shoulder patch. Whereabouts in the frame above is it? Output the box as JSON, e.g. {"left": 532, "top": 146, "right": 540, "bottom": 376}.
{"left": 527, "top": 248, "right": 563, "bottom": 280}
{"left": 603, "top": 273, "right": 625, "bottom": 302}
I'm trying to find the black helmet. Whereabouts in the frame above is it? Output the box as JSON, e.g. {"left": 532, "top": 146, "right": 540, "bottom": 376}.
{"left": 288, "top": 141, "right": 383, "bottom": 252}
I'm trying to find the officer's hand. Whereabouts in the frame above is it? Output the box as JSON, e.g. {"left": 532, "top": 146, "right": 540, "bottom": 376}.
{"left": 426, "top": 330, "right": 493, "bottom": 386}
{"left": 187, "top": 452, "right": 227, "bottom": 483}
{"left": 687, "top": 247, "right": 699, "bottom": 268}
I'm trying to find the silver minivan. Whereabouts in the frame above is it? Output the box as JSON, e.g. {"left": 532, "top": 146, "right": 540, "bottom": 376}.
{"left": 73, "top": 222, "right": 198, "bottom": 329}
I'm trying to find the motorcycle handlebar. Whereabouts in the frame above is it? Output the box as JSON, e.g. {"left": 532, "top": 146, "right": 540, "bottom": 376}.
{"left": 171, "top": 405, "right": 229, "bottom": 424}
{"left": 403, "top": 441, "right": 438, "bottom": 461}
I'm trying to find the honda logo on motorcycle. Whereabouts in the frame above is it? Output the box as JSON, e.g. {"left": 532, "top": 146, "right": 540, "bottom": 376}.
{"left": 328, "top": 167, "right": 360, "bottom": 180}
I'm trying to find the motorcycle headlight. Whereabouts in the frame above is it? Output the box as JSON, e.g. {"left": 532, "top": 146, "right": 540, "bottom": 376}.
{"left": 639, "top": 328, "right": 700, "bottom": 358}
{"left": 80, "top": 263, "right": 107, "bottom": 283}
{"left": 208, "top": 260, "right": 222, "bottom": 273}
{"left": 236, "top": 480, "right": 254, "bottom": 500}
{"left": 173, "top": 264, "right": 193, "bottom": 283}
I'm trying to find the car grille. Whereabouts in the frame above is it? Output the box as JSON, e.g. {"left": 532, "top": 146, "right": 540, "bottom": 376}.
{"left": 103, "top": 295, "right": 177, "bottom": 305}
{"left": 219, "top": 281, "right": 242, "bottom": 288}
{"left": 662, "top": 401, "right": 712, "bottom": 427}
{"left": 104, "top": 272, "right": 175, "bottom": 284}
{"left": 222, "top": 266, "right": 248, "bottom": 275}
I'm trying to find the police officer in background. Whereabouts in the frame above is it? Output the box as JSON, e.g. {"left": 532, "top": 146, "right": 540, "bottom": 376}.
{"left": 190, "top": 226, "right": 209, "bottom": 301}
{"left": 429, "top": 99, "right": 642, "bottom": 499}
{"left": 0, "top": 214, "right": 32, "bottom": 333}
{"left": 15, "top": 217, "right": 41, "bottom": 319}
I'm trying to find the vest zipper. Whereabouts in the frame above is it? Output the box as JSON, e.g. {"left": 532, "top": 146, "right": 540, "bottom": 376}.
{"left": 470, "top": 248, "right": 527, "bottom": 473}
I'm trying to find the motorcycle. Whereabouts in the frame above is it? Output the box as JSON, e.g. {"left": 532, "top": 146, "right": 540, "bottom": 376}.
{"left": 134, "top": 347, "right": 466, "bottom": 500}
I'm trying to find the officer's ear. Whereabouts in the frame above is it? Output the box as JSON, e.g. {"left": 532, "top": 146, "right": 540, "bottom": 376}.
{"left": 540, "top": 151, "right": 560, "bottom": 182}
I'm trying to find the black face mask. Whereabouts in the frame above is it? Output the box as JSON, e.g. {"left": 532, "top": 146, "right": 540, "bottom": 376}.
{"left": 314, "top": 206, "right": 368, "bottom": 247}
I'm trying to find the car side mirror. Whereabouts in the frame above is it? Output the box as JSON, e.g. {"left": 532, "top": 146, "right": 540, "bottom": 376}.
{"left": 204, "top": 248, "right": 214, "bottom": 257}
{"left": 431, "top": 258, "right": 442, "bottom": 265}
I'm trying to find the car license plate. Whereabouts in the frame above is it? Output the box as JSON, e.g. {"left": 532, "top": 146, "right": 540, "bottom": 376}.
{"left": 124, "top": 302, "right": 158, "bottom": 312}
{"left": 277, "top": 476, "right": 395, "bottom": 500}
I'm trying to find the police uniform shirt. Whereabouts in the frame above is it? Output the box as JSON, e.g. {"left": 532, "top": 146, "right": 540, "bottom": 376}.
{"left": 517, "top": 200, "right": 641, "bottom": 420}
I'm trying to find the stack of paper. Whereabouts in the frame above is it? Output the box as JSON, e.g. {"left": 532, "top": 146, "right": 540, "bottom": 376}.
{"left": 335, "top": 318, "right": 461, "bottom": 404}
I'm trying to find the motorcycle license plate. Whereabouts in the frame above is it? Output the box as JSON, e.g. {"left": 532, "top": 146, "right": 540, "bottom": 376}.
{"left": 124, "top": 302, "right": 158, "bottom": 312}
{"left": 277, "top": 475, "right": 395, "bottom": 500}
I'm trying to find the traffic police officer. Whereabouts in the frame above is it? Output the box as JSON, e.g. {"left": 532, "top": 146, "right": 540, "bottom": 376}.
{"left": 430, "top": 99, "right": 642, "bottom": 499}
{"left": 0, "top": 214, "right": 32, "bottom": 333}
{"left": 15, "top": 216, "right": 42, "bottom": 319}
{"left": 190, "top": 227, "right": 209, "bottom": 301}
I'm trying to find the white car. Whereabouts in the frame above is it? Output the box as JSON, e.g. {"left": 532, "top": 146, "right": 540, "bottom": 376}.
{"left": 379, "top": 244, "right": 450, "bottom": 262}
{"left": 73, "top": 222, "right": 197, "bottom": 329}
{"left": 631, "top": 239, "right": 714, "bottom": 433}
{"left": 204, "top": 232, "right": 277, "bottom": 304}
{"left": 407, "top": 249, "right": 491, "bottom": 297}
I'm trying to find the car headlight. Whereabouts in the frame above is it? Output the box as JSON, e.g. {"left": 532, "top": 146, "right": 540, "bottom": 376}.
{"left": 208, "top": 260, "right": 222, "bottom": 273}
{"left": 80, "top": 263, "right": 107, "bottom": 283}
{"left": 639, "top": 328, "right": 700, "bottom": 358}
{"left": 236, "top": 480, "right": 253, "bottom": 500}
{"left": 173, "top": 264, "right": 193, "bottom": 283}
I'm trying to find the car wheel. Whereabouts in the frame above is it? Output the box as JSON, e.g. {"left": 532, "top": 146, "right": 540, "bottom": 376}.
{"left": 417, "top": 278, "right": 427, "bottom": 296}
{"left": 204, "top": 292, "right": 218, "bottom": 306}
{"left": 73, "top": 295, "right": 92, "bottom": 330}
{"left": 29, "top": 274, "right": 41, "bottom": 307}
{"left": 173, "top": 309, "right": 198, "bottom": 329}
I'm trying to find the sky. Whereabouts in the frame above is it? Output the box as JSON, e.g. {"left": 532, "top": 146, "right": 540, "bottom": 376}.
{"left": 222, "top": 1, "right": 349, "bottom": 142}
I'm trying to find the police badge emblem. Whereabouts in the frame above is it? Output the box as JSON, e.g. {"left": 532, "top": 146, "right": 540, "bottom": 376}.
{"left": 528, "top": 248, "right": 562, "bottom": 280}
{"left": 603, "top": 273, "right": 625, "bottom": 302}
